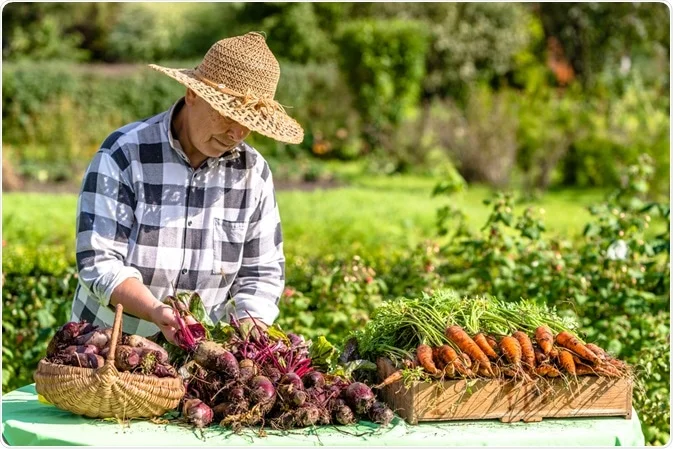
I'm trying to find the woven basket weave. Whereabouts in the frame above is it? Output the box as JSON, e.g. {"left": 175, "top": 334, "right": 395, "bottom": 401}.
{"left": 34, "top": 304, "right": 185, "bottom": 419}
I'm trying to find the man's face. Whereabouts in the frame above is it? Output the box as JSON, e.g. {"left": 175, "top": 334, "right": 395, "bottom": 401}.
{"left": 185, "top": 89, "right": 251, "bottom": 158}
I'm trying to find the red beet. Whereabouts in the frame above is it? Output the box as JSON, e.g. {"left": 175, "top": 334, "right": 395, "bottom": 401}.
{"left": 125, "top": 335, "right": 169, "bottom": 363}
{"left": 345, "top": 382, "right": 375, "bottom": 415}
{"left": 302, "top": 371, "right": 325, "bottom": 389}
{"left": 193, "top": 341, "right": 239, "bottom": 378}
{"left": 47, "top": 321, "right": 93, "bottom": 356}
{"left": 368, "top": 401, "right": 394, "bottom": 426}
{"left": 248, "top": 376, "right": 276, "bottom": 413}
{"left": 238, "top": 358, "right": 258, "bottom": 383}
{"left": 182, "top": 398, "right": 213, "bottom": 428}
{"left": 279, "top": 372, "right": 303, "bottom": 390}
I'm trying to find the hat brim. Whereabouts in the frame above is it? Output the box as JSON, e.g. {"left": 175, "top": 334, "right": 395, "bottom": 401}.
{"left": 149, "top": 64, "right": 304, "bottom": 145}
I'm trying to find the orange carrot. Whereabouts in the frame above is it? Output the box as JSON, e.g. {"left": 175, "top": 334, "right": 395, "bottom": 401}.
{"left": 417, "top": 344, "right": 439, "bottom": 375}
{"left": 375, "top": 370, "right": 403, "bottom": 389}
{"left": 549, "top": 348, "right": 559, "bottom": 359}
{"left": 485, "top": 335, "right": 500, "bottom": 356}
{"left": 585, "top": 343, "right": 613, "bottom": 365}
{"left": 535, "top": 326, "right": 554, "bottom": 355}
{"left": 536, "top": 364, "right": 562, "bottom": 378}
{"left": 499, "top": 336, "right": 522, "bottom": 366}
{"left": 513, "top": 331, "right": 535, "bottom": 369}
{"left": 432, "top": 347, "right": 445, "bottom": 369}
{"left": 437, "top": 345, "right": 470, "bottom": 377}
{"left": 446, "top": 325, "right": 493, "bottom": 374}
{"left": 556, "top": 331, "right": 601, "bottom": 365}
{"left": 477, "top": 364, "right": 495, "bottom": 378}
{"left": 460, "top": 352, "right": 472, "bottom": 368}
{"left": 558, "top": 349, "right": 576, "bottom": 375}
{"left": 474, "top": 333, "right": 498, "bottom": 360}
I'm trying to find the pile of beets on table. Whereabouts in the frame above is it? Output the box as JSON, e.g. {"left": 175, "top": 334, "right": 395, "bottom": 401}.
{"left": 177, "top": 316, "right": 394, "bottom": 430}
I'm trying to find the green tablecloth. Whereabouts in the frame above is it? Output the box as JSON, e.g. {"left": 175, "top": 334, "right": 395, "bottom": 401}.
{"left": 2, "top": 385, "right": 645, "bottom": 446}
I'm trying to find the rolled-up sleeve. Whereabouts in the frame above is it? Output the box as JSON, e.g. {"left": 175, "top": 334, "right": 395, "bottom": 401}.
{"left": 76, "top": 148, "right": 142, "bottom": 306}
{"left": 227, "top": 164, "right": 285, "bottom": 325}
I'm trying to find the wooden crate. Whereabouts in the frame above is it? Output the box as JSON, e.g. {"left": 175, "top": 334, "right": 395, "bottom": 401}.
{"left": 377, "top": 358, "right": 633, "bottom": 424}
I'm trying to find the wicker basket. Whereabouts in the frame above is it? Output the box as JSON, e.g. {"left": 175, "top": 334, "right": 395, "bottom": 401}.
{"left": 34, "top": 304, "right": 185, "bottom": 419}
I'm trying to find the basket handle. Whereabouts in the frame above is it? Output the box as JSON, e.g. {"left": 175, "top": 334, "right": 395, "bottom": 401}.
{"left": 106, "top": 303, "right": 124, "bottom": 365}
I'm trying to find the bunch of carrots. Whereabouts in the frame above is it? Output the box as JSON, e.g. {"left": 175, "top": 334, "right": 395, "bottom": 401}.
{"left": 354, "top": 289, "right": 631, "bottom": 388}
{"left": 378, "top": 325, "right": 628, "bottom": 387}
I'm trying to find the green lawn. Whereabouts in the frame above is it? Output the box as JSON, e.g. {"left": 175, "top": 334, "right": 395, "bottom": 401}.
{"left": 2, "top": 174, "right": 612, "bottom": 260}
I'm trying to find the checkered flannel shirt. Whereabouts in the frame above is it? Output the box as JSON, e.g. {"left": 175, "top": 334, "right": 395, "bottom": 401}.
{"left": 71, "top": 98, "right": 285, "bottom": 336}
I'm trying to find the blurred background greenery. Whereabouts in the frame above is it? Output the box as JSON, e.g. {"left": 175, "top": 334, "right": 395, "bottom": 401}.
{"left": 2, "top": 3, "right": 670, "bottom": 445}
{"left": 1, "top": 2, "right": 669, "bottom": 194}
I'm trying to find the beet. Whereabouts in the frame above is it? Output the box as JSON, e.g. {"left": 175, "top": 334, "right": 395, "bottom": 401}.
{"left": 279, "top": 372, "right": 303, "bottom": 390}
{"left": 64, "top": 345, "right": 98, "bottom": 355}
{"left": 47, "top": 321, "right": 93, "bottom": 356}
{"left": 238, "top": 358, "right": 258, "bottom": 383}
{"left": 302, "top": 371, "right": 325, "bottom": 389}
{"left": 125, "top": 335, "right": 169, "bottom": 363}
{"left": 153, "top": 363, "right": 178, "bottom": 378}
{"left": 345, "top": 382, "right": 375, "bottom": 415}
{"left": 334, "top": 404, "right": 355, "bottom": 425}
{"left": 291, "top": 390, "right": 308, "bottom": 407}
{"left": 193, "top": 341, "right": 239, "bottom": 378}
{"left": 368, "top": 401, "right": 394, "bottom": 426}
{"left": 55, "top": 352, "right": 104, "bottom": 369}
{"left": 115, "top": 345, "right": 141, "bottom": 371}
{"left": 227, "top": 385, "right": 246, "bottom": 403}
{"left": 295, "top": 404, "right": 321, "bottom": 427}
{"left": 182, "top": 398, "right": 213, "bottom": 428}
{"left": 263, "top": 366, "right": 282, "bottom": 383}
{"left": 73, "top": 328, "right": 112, "bottom": 350}
{"left": 248, "top": 376, "right": 276, "bottom": 413}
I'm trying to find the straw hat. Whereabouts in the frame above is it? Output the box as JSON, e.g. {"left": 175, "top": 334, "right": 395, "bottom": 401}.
{"left": 149, "top": 32, "right": 304, "bottom": 145}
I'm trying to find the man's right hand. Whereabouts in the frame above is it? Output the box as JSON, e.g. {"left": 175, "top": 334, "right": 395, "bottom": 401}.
{"left": 149, "top": 302, "right": 201, "bottom": 346}
{"left": 150, "top": 303, "right": 181, "bottom": 345}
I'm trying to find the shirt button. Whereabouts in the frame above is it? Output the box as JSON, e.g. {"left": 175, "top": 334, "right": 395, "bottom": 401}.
{"left": 182, "top": 269, "right": 187, "bottom": 275}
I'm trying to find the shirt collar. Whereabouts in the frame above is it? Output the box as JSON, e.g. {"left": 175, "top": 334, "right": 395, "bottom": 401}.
{"left": 164, "top": 97, "right": 242, "bottom": 167}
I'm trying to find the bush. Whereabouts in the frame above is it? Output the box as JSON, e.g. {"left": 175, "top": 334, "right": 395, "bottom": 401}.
{"left": 335, "top": 19, "right": 429, "bottom": 149}
{"left": 433, "top": 86, "right": 519, "bottom": 187}
{"left": 1, "top": 60, "right": 353, "bottom": 182}
{"left": 2, "top": 246, "right": 77, "bottom": 392}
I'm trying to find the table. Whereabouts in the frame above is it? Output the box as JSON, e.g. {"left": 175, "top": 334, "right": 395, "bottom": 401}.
{"left": 2, "top": 385, "right": 645, "bottom": 446}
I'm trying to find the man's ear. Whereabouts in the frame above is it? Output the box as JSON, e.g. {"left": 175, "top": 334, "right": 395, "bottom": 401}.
{"left": 185, "top": 88, "right": 197, "bottom": 105}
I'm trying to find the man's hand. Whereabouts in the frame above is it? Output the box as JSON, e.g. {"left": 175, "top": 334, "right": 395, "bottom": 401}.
{"left": 149, "top": 302, "right": 198, "bottom": 345}
{"left": 238, "top": 317, "right": 268, "bottom": 341}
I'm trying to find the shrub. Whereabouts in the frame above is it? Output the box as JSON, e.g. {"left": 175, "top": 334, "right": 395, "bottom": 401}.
{"left": 335, "top": 19, "right": 429, "bottom": 149}
{"left": 2, "top": 246, "right": 77, "bottom": 392}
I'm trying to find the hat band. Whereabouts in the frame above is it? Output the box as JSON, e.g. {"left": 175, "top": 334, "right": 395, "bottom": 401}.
{"left": 193, "top": 68, "right": 287, "bottom": 117}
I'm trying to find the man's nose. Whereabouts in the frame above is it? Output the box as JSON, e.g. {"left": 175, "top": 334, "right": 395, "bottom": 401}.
{"left": 227, "top": 122, "right": 250, "bottom": 141}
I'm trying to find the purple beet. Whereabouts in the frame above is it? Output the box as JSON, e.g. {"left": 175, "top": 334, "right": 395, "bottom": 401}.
{"left": 182, "top": 398, "right": 213, "bottom": 428}
{"left": 302, "top": 371, "right": 325, "bottom": 389}
{"left": 279, "top": 372, "right": 303, "bottom": 390}
{"left": 248, "top": 376, "right": 276, "bottom": 413}
{"left": 368, "top": 401, "right": 394, "bottom": 426}
{"left": 345, "top": 382, "right": 375, "bottom": 415}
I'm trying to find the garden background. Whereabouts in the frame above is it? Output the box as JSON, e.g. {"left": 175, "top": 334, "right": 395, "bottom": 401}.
{"left": 1, "top": 2, "right": 670, "bottom": 445}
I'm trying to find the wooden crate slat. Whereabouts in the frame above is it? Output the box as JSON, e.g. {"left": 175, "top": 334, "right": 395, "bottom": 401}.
{"left": 377, "top": 358, "right": 632, "bottom": 424}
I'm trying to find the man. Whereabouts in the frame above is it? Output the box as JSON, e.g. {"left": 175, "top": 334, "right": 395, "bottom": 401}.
{"left": 70, "top": 32, "right": 303, "bottom": 344}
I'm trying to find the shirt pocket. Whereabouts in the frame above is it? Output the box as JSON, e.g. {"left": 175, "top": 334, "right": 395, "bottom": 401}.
{"left": 212, "top": 218, "right": 247, "bottom": 277}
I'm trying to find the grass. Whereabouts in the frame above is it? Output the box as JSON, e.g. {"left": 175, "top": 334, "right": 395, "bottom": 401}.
{"left": 2, "top": 173, "right": 615, "bottom": 261}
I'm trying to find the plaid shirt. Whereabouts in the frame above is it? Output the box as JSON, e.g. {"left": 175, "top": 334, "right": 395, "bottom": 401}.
{"left": 71, "top": 98, "right": 285, "bottom": 336}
